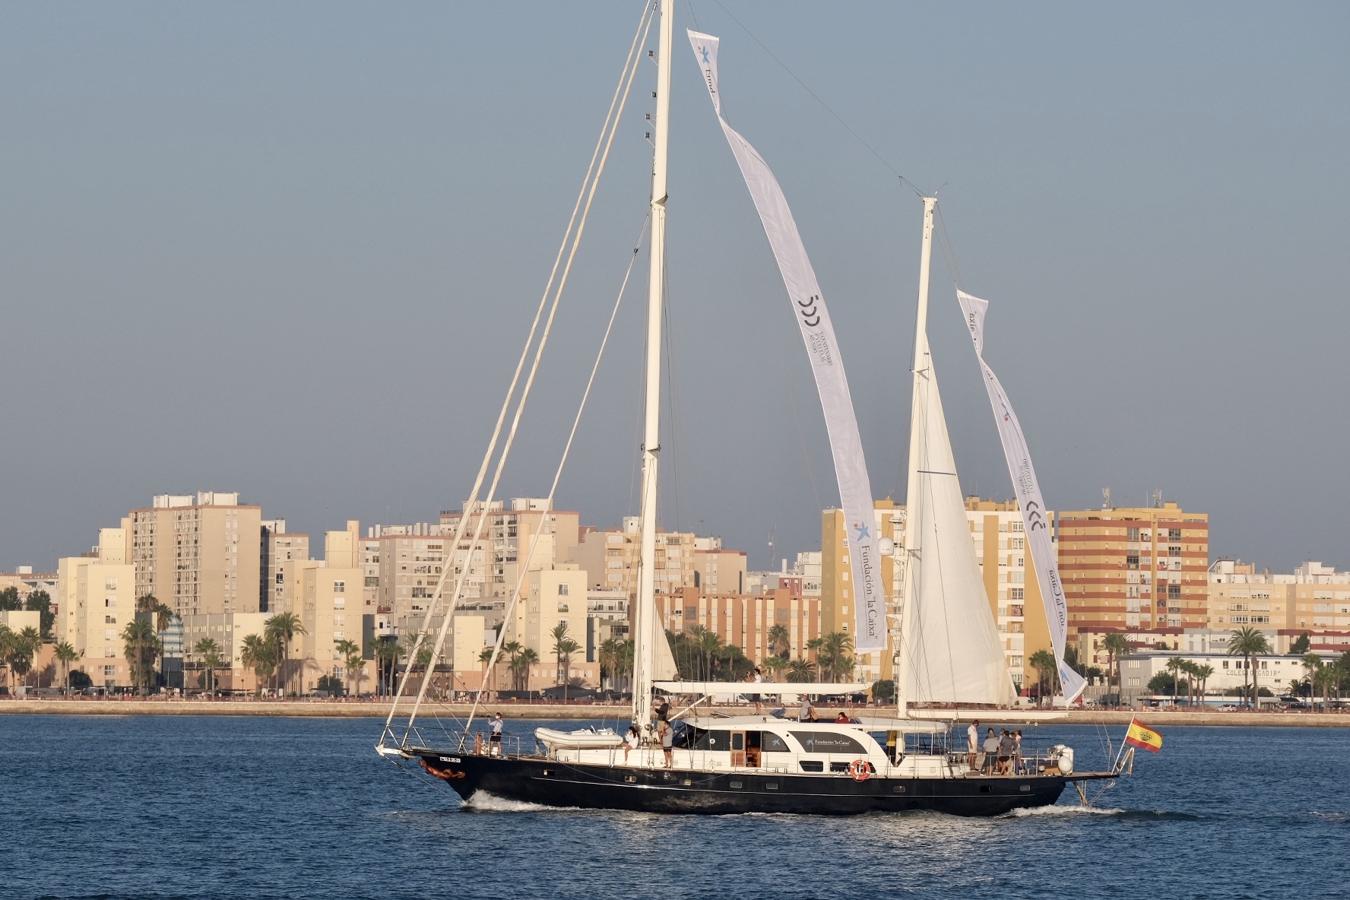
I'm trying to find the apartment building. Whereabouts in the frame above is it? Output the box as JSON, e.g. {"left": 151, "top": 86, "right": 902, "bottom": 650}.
{"left": 1057, "top": 501, "right": 1209, "bottom": 634}
{"left": 656, "top": 583, "right": 822, "bottom": 664}
{"left": 1209, "top": 558, "right": 1350, "bottom": 650}
{"left": 127, "top": 492, "right": 263, "bottom": 618}
{"left": 53, "top": 527, "right": 136, "bottom": 688}
{"left": 260, "top": 520, "right": 308, "bottom": 613}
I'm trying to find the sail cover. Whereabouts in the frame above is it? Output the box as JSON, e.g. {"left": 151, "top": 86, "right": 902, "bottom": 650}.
{"left": 901, "top": 357, "right": 1015, "bottom": 706}
{"left": 956, "top": 290, "right": 1086, "bottom": 703}
{"left": 687, "top": 30, "right": 886, "bottom": 651}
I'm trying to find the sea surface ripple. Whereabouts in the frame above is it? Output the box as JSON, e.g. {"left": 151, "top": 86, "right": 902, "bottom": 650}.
{"left": 2, "top": 715, "right": 1346, "bottom": 899}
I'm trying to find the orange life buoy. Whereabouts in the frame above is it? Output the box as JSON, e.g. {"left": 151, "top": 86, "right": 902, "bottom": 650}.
{"left": 848, "top": 758, "right": 871, "bottom": 782}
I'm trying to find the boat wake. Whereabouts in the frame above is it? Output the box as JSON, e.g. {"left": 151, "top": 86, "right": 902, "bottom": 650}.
{"left": 1006, "top": 804, "right": 1124, "bottom": 818}
{"left": 462, "top": 791, "right": 579, "bottom": 813}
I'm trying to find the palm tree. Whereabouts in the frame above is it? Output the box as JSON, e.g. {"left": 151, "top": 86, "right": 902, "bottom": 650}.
{"left": 136, "top": 594, "right": 175, "bottom": 690}
{"left": 375, "top": 637, "right": 401, "bottom": 696}
{"left": 818, "top": 632, "right": 854, "bottom": 683}
{"left": 335, "top": 639, "right": 363, "bottom": 697}
{"left": 767, "top": 624, "right": 791, "bottom": 660}
{"left": 550, "top": 622, "right": 580, "bottom": 685}
{"left": 509, "top": 647, "right": 539, "bottom": 692}
{"left": 240, "top": 633, "right": 278, "bottom": 697}
{"left": 786, "top": 658, "right": 813, "bottom": 682}
{"left": 1194, "top": 663, "right": 1214, "bottom": 706}
{"left": 806, "top": 637, "right": 825, "bottom": 682}
{"left": 761, "top": 655, "right": 788, "bottom": 680}
{"left": 1101, "top": 633, "right": 1130, "bottom": 702}
{"left": 54, "top": 641, "right": 80, "bottom": 692}
{"left": 264, "top": 613, "right": 306, "bottom": 696}
{"left": 1302, "top": 653, "right": 1324, "bottom": 709}
{"left": 17, "top": 626, "right": 41, "bottom": 688}
{"left": 1, "top": 626, "right": 39, "bottom": 692}
{"left": 1165, "top": 657, "right": 1188, "bottom": 704}
{"left": 121, "top": 619, "right": 159, "bottom": 694}
{"left": 194, "top": 638, "right": 224, "bottom": 693}
{"left": 597, "top": 637, "right": 623, "bottom": 691}
{"left": 1227, "top": 627, "right": 1271, "bottom": 707}
{"left": 1028, "top": 649, "right": 1057, "bottom": 706}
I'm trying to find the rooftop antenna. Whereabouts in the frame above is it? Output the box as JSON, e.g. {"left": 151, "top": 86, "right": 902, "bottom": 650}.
{"left": 1151, "top": 489, "right": 1163, "bottom": 509}
{"left": 1101, "top": 487, "right": 1112, "bottom": 510}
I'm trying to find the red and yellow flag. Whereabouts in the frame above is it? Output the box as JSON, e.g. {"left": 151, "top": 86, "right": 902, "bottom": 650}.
{"left": 1124, "top": 718, "right": 1164, "bottom": 753}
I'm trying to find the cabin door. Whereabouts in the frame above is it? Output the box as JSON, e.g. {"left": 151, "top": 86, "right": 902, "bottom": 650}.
{"left": 730, "top": 731, "right": 746, "bottom": 767}
{"left": 745, "top": 731, "right": 762, "bottom": 767}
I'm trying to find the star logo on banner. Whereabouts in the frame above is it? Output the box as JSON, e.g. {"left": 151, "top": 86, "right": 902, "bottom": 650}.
{"left": 854, "top": 522, "right": 870, "bottom": 542}
{"left": 701, "top": 46, "right": 710, "bottom": 64}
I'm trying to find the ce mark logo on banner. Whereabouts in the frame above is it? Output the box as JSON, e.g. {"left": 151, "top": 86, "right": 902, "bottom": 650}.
{"left": 1025, "top": 500, "right": 1048, "bottom": 531}
{"left": 797, "top": 294, "right": 821, "bottom": 328}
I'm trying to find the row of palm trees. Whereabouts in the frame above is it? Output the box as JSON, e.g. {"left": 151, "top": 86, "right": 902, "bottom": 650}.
{"left": 0, "top": 624, "right": 44, "bottom": 691}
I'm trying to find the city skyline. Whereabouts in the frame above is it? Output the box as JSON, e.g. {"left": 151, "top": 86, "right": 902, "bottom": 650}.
{"left": 3, "top": 1, "right": 1347, "bottom": 573}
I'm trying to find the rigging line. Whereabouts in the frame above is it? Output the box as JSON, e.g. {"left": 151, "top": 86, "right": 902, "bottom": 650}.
{"left": 463, "top": 213, "right": 652, "bottom": 735}
{"left": 401, "top": 0, "right": 655, "bottom": 740}
{"left": 934, "top": 203, "right": 965, "bottom": 292}
{"left": 707, "top": 0, "right": 914, "bottom": 194}
{"left": 380, "top": 0, "right": 655, "bottom": 744}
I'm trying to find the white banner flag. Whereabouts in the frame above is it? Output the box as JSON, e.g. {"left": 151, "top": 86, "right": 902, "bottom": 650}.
{"left": 957, "top": 290, "right": 1085, "bottom": 703}
{"left": 689, "top": 30, "right": 885, "bottom": 650}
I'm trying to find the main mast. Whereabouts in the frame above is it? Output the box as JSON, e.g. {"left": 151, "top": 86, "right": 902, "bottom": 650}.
{"left": 632, "top": 0, "right": 674, "bottom": 732}
{"left": 897, "top": 196, "right": 937, "bottom": 720}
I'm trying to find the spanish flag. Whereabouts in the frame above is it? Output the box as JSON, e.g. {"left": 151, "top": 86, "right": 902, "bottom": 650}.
{"left": 1124, "top": 718, "right": 1164, "bottom": 753}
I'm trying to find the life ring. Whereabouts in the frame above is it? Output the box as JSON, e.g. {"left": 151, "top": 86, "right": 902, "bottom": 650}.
{"left": 848, "top": 758, "right": 872, "bottom": 782}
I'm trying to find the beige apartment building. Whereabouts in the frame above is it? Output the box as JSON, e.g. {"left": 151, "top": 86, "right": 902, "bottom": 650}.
{"left": 260, "top": 520, "right": 308, "bottom": 614}
{"left": 503, "top": 563, "right": 588, "bottom": 669}
{"left": 180, "top": 612, "right": 268, "bottom": 692}
{"left": 53, "top": 527, "right": 136, "bottom": 688}
{"left": 656, "top": 583, "right": 823, "bottom": 664}
{"left": 127, "top": 492, "right": 263, "bottom": 618}
{"left": 577, "top": 517, "right": 689, "bottom": 596}
{"left": 439, "top": 498, "right": 582, "bottom": 598}
{"left": 1209, "top": 558, "right": 1350, "bottom": 650}
{"left": 1057, "top": 501, "right": 1209, "bottom": 635}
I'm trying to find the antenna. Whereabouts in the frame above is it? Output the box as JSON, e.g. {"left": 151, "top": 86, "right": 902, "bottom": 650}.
{"left": 1102, "top": 487, "right": 1112, "bottom": 510}
{"left": 1151, "top": 489, "right": 1163, "bottom": 509}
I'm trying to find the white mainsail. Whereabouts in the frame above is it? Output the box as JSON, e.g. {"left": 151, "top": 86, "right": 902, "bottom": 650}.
{"left": 899, "top": 200, "right": 1014, "bottom": 709}
{"left": 957, "top": 290, "right": 1085, "bottom": 703}
{"left": 687, "top": 30, "right": 886, "bottom": 651}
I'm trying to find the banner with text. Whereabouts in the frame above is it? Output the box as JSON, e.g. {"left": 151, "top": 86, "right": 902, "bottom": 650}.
{"left": 957, "top": 289, "right": 1086, "bottom": 702}
{"left": 688, "top": 30, "right": 885, "bottom": 650}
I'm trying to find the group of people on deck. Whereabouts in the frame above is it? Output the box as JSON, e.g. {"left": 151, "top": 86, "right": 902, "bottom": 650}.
{"left": 965, "top": 720, "right": 1023, "bottom": 775}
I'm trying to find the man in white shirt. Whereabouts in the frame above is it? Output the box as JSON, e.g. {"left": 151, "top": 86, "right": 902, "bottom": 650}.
{"left": 966, "top": 720, "right": 980, "bottom": 771}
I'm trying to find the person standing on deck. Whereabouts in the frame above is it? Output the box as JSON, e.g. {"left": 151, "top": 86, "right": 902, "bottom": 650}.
{"left": 967, "top": 720, "right": 980, "bottom": 772}
{"left": 658, "top": 719, "right": 674, "bottom": 767}
{"left": 489, "top": 713, "right": 504, "bottom": 757}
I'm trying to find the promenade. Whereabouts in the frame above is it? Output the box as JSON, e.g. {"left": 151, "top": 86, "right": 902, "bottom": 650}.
{"left": 4, "top": 697, "right": 1350, "bottom": 727}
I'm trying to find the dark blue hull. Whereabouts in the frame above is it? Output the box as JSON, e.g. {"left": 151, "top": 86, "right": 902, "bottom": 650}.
{"left": 416, "top": 751, "right": 1107, "bottom": 816}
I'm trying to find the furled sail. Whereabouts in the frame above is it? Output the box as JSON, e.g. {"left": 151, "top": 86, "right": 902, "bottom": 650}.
{"left": 900, "top": 354, "right": 1016, "bottom": 706}
{"left": 956, "top": 290, "right": 1086, "bottom": 703}
{"left": 687, "top": 30, "right": 886, "bottom": 651}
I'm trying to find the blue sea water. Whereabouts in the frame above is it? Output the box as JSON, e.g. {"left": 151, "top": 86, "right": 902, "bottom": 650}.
{"left": 1, "top": 715, "right": 1346, "bottom": 899}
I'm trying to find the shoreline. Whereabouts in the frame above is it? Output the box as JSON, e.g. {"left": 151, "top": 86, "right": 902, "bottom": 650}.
{"left": 3, "top": 699, "right": 1350, "bottom": 727}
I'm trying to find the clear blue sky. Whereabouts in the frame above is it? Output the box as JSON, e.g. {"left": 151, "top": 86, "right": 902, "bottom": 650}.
{"left": 2, "top": 1, "right": 1347, "bottom": 572}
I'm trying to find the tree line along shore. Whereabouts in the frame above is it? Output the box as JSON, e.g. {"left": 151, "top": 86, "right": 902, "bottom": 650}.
{"left": 4, "top": 698, "right": 1350, "bottom": 728}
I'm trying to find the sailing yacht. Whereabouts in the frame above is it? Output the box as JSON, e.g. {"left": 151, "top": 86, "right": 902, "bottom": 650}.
{"left": 380, "top": 0, "right": 1120, "bottom": 815}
